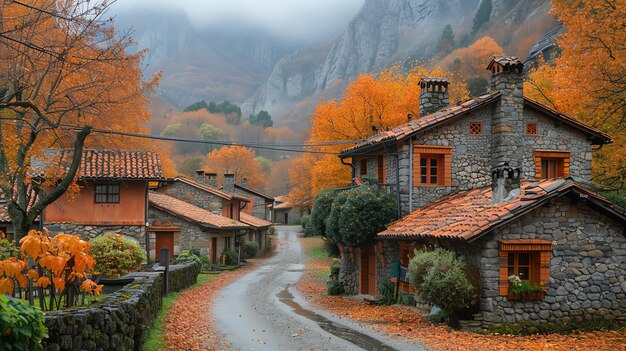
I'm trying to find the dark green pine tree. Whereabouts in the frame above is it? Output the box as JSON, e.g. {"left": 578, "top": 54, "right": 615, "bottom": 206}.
{"left": 437, "top": 24, "right": 456, "bottom": 56}
{"left": 472, "top": 0, "right": 492, "bottom": 35}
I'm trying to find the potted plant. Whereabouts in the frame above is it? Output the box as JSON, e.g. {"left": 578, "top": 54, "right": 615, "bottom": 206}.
{"left": 508, "top": 275, "right": 545, "bottom": 300}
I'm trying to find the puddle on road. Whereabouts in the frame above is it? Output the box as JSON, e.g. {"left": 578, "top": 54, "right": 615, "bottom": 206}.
{"left": 277, "top": 287, "right": 399, "bottom": 351}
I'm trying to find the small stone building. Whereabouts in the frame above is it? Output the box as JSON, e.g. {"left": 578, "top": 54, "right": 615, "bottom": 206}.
{"left": 148, "top": 191, "right": 249, "bottom": 262}
{"left": 233, "top": 180, "right": 274, "bottom": 221}
{"left": 337, "top": 56, "right": 626, "bottom": 324}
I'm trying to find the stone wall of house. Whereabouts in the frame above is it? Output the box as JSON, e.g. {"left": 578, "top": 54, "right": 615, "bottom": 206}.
{"left": 469, "top": 196, "right": 626, "bottom": 324}
{"left": 522, "top": 109, "right": 593, "bottom": 181}
{"left": 45, "top": 223, "right": 145, "bottom": 246}
{"left": 376, "top": 240, "right": 400, "bottom": 293}
{"left": 42, "top": 272, "right": 162, "bottom": 351}
{"left": 338, "top": 250, "right": 360, "bottom": 295}
{"left": 234, "top": 189, "right": 268, "bottom": 219}
{"left": 158, "top": 181, "right": 224, "bottom": 212}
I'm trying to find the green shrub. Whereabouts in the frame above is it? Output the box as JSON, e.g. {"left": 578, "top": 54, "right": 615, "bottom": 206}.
{"left": 0, "top": 238, "right": 18, "bottom": 260}
{"left": 338, "top": 184, "right": 396, "bottom": 247}
{"left": 377, "top": 279, "right": 396, "bottom": 305}
{"left": 268, "top": 226, "right": 276, "bottom": 235}
{"left": 243, "top": 241, "right": 258, "bottom": 259}
{"left": 0, "top": 295, "right": 48, "bottom": 350}
{"left": 300, "top": 215, "right": 311, "bottom": 231}
{"left": 173, "top": 250, "right": 201, "bottom": 266}
{"left": 397, "top": 291, "right": 415, "bottom": 306}
{"left": 325, "top": 191, "right": 348, "bottom": 245}
{"left": 409, "top": 250, "right": 476, "bottom": 322}
{"left": 222, "top": 248, "right": 238, "bottom": 266}
{"left": 90, "top": 233, "right": 146, "bottom": 278}
{"left": 310, "top": 190, "right": 336, "bottom": 236}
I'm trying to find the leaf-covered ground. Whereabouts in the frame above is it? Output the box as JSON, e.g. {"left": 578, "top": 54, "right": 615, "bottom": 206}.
{"left": 297, "top": 236, "right": 626, "bottom": 351}
{"left": 161, "top": 265, "right": 257, "bottom": 350}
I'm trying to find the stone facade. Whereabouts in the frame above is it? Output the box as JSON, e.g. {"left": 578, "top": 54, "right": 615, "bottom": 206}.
{"left": 157, "top": 181, "right": 224, "bottom": 212}
{"left": 338, "top": 251, "right": 360, "bottom": 295}
{"left": 45, "top": 223, "right": 146, "bottom": 246}
{"left": 147, "top": 207, "right": 236, "bottom": 258}
{"left": 464, "top": 196, "right": 626, "bottom": 324}
{"left": 234, "top": 186, "right": 271, "bottom": 220}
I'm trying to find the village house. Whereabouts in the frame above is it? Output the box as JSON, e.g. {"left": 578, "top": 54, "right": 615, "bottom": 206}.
{"left": 41, "top": 149, "right": 165, "bottom": 254}
{"left": 232, "top": 178, "right": 274, "bottom": 221}
{"left": 274, "top": 195, "right": 310, "bottom": 225}
{"left": 338, "top": 57, "right": 626, "bottom": 325}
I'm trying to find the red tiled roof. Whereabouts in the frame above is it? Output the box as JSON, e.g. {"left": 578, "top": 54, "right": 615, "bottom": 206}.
{"left": 240, "top": 213, "right": 272, "bottom": 228}
{"left": 36, "top": 149, "right": 164, "bottom": 180}
{"left": 379, "top": 178, "right": 625, "bottom": 241}
{"left": 149, "top": 192, "right": 249, "bottom": 229}
{"left": 340, "top": 93, "right": 611, "bottom": 157}
{"left": 274, "top": 201, "right": 293, "bottom": 210}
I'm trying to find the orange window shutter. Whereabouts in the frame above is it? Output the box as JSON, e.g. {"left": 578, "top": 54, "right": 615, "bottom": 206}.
{"left": 443, "top": 153, "right": 452, "bottom": 186}
{"left": 539, "top": 250, "right": 551, "bottom": 288}
{"left": 499, "top": 251, "right": 509, "bottom": 296}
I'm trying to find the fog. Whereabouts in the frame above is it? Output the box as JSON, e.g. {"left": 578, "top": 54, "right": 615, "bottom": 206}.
{"left": 113, "top": 0, "right": 365, "bottom": 43}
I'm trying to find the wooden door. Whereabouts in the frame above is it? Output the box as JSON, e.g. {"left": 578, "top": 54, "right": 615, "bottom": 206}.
{"left": 360, "top": 245, "right": 377, "bottom": 296}
{"left": 284, "top": 213, "right": 288, "bottom": 224}
{"left": 210, "top": 237, "right": 217, "bottom": 263}
{"left": 155, "top": 232, "right": 174, "bottom": 261}
{"left": 360, "top": 248, "right": 369, "bottom": 294}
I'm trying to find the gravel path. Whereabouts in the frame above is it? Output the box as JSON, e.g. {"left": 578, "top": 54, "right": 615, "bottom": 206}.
{"left": 213, "top": 226, "right": 427, "bottom": 351}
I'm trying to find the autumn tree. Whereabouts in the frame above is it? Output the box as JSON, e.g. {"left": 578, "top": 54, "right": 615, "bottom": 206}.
{"left": 295, "top": 65, "right": 468, "bottom": 202}
{"left": 525, "top": 0, "right": 626, "bottom": 187}
{"left": 205, "top": 146, "right": 266, "bottom": 189}
{"left": 0, "top": 0, "right": 157, "bottom": 241}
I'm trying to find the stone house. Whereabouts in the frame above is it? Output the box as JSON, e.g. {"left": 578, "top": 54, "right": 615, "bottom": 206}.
{"left": 239, "top": 212, "right": 272, "bottom": 254}
{"left": 232, "top": 179, "right": 274, "bottom": 221}
{"left": 41, "top": 149, "right": 165, "bottom": 254}
{"left": 273, "top": 195, "right": 310, "bottom": 225}
{"left": 147, "top": 191, "right": 249, "bottom": 262}
{"left": 337, "top": 56, "right": 626, "bottom": 324}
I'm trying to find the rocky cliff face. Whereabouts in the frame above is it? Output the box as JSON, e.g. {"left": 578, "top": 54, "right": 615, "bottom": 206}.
{"left": 245, "top": 0, "right": 479, "bottom": 116}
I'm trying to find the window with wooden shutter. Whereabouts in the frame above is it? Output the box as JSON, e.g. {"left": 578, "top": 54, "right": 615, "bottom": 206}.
{"left": 377, "top": 155, "right": 385, "bottom": 184}
{"left": 360, "top": 158, "right": 368, "bottom": 176}
{"left": 412, "top": 145, "right": 452, "bottom": 187}
{"left": 499, "top": 240, "right": 552, "bottom": 298}
{"left": 534, "top": 150, "right": 570, "bottom": 179}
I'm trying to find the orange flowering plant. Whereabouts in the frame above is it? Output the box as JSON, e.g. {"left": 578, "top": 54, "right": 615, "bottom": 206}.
{"left": 0, "top": 229, "right": 103, "bottom": 310}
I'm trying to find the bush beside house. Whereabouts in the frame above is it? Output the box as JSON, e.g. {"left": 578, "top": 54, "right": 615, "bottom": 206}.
{"left": 90, "top": 233, "right": 146, "bottom": 278}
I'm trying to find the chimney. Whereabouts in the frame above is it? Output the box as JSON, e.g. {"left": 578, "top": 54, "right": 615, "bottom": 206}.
{"left": 241, "top": 177, "right": 249, "bottom": 188}
{"left": 419, "top": 77, "right": 449, "bottom": 116}
{"left": 491, "top": 162, "right": 521, "bottom": 204}
{"left": 487, "top": 56, "right": 525, "bottom": 204}
{"left": 205, "top": 172, "right": 217, "bottom": 188}
{"left": 223, "top": 173, "right": 235, "bottom": 193}
{"left": 195, "top": 170, "right": 205, "bottom": 182}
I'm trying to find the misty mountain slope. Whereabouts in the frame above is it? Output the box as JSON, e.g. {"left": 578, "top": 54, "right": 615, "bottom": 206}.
{"left": 115, "top": 7, "right": 294, "bottom": 108}
{"left": 245, "top": 0, "right": 478, "bottom": 117}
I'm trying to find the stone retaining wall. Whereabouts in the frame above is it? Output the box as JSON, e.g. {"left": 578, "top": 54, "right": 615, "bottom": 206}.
{"left": 168, "top": 261, "right": 201, "bottom": 292}
{"left": 43, "top": 272, "right": 162, "bottom": 351}
{"left": 43, "top": 263, "right": 201, "bottom": 350}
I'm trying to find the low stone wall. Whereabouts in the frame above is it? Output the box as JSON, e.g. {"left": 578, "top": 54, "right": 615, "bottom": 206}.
{"left": 168, "top": 261, "right": 201, "bottom": 292}
{"left": 43, "top": 272, "right": 162, "bottom": 351}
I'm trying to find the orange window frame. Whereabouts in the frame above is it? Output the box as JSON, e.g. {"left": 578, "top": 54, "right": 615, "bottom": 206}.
{"left": 534, "top": 150, "right": 570, "bottom": 179}
{"left": 413, "top": 145, "right": 452, "bottom": 187}
{"left": 499, "top": 240, "right": 552, "bottom": 297}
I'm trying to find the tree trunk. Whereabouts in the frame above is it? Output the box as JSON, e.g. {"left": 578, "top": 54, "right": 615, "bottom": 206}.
{"left": 338, "top": 248, "right": 359, "bottom": 295}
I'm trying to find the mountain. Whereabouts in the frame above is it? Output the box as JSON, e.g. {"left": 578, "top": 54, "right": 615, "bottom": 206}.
{"left": 115, "top": 7, "right": 295, "bottom": 108}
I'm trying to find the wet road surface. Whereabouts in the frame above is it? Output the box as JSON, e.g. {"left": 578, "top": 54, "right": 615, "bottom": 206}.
{"left": 213, "top": 225, "right": 427, "bottom": 351}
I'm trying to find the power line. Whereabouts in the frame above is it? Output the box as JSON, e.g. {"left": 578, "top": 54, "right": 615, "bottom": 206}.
{"left": 61, "top": 125, "right": 364, "bottom": 155}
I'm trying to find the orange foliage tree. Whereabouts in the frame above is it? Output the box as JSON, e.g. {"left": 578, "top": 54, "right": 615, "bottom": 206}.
{"left": 440, "top": 36, "right": 504, "bottom": 78}
{"left": 205, "top": 146, "right": 267, "bottom": 189}
{"left": 525, "top": 0, "right": 626, "bottom": 187}
{"left": 0, "top": 0, "right": 159, "bottom": 240}
{"left": 290, "top": 65, "right": 468, "bottom": 203}
{"left": 0, "top": 230, "right": 102, "bottom": 310}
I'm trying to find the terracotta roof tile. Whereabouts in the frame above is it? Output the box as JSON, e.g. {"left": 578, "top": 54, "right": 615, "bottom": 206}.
{"left": 35, "top": 149, "right": 164, "bottom": 180}
{"left": 239, "top": 213, "right": 272, "bottom": 228}
{"left": 149, "top": 192, "right": 249, "bottom": 229}
{"left": 378, "top": 178, "right": 625, "bottom": 241}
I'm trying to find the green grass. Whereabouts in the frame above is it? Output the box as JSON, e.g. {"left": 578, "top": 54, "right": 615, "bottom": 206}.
{"left": 301, "top": 236, "right": 330, "bottom": 259}
{"left": 143, "top": 273, "right": 219, "bottom": 350}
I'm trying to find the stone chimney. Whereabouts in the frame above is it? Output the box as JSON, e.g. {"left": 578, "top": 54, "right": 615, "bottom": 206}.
{"left": 419, "top": 77, "right": 449, "bottom": 116}
{"left": 223, "top": 173, "right": 235, "bottom": 193}
{"left": 241, "top": 177, "right": 249, "bottom": 188}
{"left": 487, "top": 56, "right": 525, "bottom": 204}
{"left": 195, "top": 170, "right": 205, "bottom": 182}
{"left": 205, "top": 172, "right": 218, "bottom": 188}
{"left": 491, "top": 162, "right": 521, "bottom": 204}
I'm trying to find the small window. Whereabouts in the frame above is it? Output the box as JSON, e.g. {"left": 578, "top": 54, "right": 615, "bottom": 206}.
{"left": 499, "top": 240, "right": 552, "bottom": 298}
{"left": 419, "top": 155, "right": 443, "bottom": 185}
{"left": 94, "top": 184, "right": 120, "bottom": 204}
{"left": 526, "top": 123, "right": 538, "bottom": 136}
{"left": 535, "top": 151, "right": 570, "bottom": 179}
{"left": 469, "top": 122, "right": 482, "bottom": 135}
{"left": 360, "top": 159, "right": 368, "bottom": 176}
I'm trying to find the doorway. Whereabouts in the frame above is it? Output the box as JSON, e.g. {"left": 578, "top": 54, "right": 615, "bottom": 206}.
{"left": 211, "top": 237, "right": 218, "bottom": 263}
{"left": 155, "top": 232, "right": 174, "bottom": 261}
{"left": 284, "top": 213, "right": 288, "bottom": 224}
{"left": 359, "top": 245, "right": 377, "bottom": 296}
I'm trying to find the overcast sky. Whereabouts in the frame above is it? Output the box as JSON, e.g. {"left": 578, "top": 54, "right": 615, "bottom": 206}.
{"left": 113, "top": 0, "right": 365, "bottom": 42}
